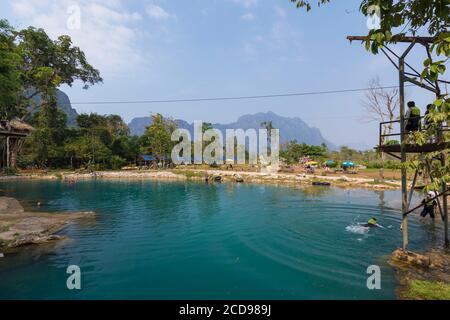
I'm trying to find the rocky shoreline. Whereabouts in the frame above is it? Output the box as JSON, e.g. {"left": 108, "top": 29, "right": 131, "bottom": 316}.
{"left": 0, "top": 197, "right": 95, "bottom": 252}
{"left": 0, "top": 169, "right": 402, "bottom": 190}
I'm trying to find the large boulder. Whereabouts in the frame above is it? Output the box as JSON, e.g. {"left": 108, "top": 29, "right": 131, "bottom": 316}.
{"left": 0, "top": 197, "right": 24, "bottom": 215}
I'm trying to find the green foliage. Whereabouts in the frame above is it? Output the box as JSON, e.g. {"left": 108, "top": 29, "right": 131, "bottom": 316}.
{"left": 289, "top": 0, "right": 330, "bottom": 11}
{"left": 22, "top": 101, "right": 68, "bottom": 167}
{"left": 110, "top": 155, "right": 126, "bottom": 170}
{"left": 0, "top": 23, "right": 22, "bottom": 120}
{"left": 18, "top": 112, "right": 140, "bottom": 170}
{"left": 385, "top": 140, "right": 399, "bottom": 145}
{"left": 2, "top": 167, "right": 17, "bottom": 175}
{"left": 402, "top": 280, "right": 450, "bottom": 300}
{"left": 281, "top": 140, "right": 327, "bottom": 164}
{"left": 140, "top": 114, "right": 178, "bottom": 160}
{"left": 202, "top": 122, "right": 213, "bottom": 133}
{"left": 0, "top": 19, "right": 102, "bottom": 122}
{"left": 366, "top": 160, "right": 402, "bottom": 170}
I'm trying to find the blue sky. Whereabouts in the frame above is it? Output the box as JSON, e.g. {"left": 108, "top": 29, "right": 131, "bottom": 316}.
{"left": 1, "top": 0, "right": 437, "bottom": 147}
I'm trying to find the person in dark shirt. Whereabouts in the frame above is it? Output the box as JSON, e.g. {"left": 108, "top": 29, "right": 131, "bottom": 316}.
{"left": 420, "top": 192, "right": 436, "bottom": 219}
{"left": 405, "top": 101, "right": 421, "bottom": 132}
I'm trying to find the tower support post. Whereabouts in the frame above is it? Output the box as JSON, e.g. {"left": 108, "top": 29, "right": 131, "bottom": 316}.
{"left": 399, "top": 58, "right": 408, "bottom": 251}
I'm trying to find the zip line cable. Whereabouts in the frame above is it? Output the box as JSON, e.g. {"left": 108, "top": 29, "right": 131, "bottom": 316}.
{"left": 69, "top": 84, "right": 417, "bottom": 106}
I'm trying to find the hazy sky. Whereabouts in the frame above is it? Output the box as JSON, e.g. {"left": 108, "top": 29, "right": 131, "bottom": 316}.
{"left": 1, "top": 0, "right": 438, "bottom": 147}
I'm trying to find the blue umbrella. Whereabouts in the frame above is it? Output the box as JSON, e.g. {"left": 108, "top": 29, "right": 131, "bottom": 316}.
{"left": 342, "top": 161, "right": 355, "bottom": 168}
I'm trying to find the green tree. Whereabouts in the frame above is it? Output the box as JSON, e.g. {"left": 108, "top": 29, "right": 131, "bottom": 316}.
{"left": 281, "top": 140, "right": 328, "bottom": 164}
{"left": 13, "top": 22, "right": 102, "bottom": 119}
{"left": 141, "top": 114, "right": 178, "bottom": 162}
{"left": 202, "top": 122, "right": 213, "bottom": 133}
{"left": 0, "top": 20, "right": 22, "bottom": 120}
{"left": 77, "top": 113, "right": 115, "bottom": 165}
{"left": 22, "top": 99, "right": 68, "bottom": 167}
{"left": 0, "top": 19, "right": 102, "bottom": 169}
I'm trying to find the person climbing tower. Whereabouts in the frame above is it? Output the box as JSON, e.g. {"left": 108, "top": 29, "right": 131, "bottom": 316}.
{"left": 420, "top": 192, "right": 437, "bottom": 219}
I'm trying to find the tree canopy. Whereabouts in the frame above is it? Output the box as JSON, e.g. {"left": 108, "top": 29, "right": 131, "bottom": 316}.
{"left": 0, "top": 19, "right": 102, "bottom": 121}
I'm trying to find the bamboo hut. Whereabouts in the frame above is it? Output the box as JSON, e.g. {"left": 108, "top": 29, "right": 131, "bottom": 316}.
{"left": 0, "top": 119, "right": 34, "bottom": 168}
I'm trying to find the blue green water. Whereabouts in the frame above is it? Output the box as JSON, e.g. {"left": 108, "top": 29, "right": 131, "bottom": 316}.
{"left": 0, "top": 180, "right": 441, "bottom": 300}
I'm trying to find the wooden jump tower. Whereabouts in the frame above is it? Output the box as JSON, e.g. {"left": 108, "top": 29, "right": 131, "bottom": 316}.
{"left": 348, "top": 35, "right": 449, "bottom": 250}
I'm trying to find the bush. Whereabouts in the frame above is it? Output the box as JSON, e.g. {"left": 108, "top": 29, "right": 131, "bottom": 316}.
{"left": 209, "top": 162, "right": 219, "bottom": 168}
{"left": 386, "top": 140, "right": 400, "bottom": 145}
{"left": 402, "top": 280, "right": 450, "bottom": 300}
{"left": 2, "top": 167, "right": 17, "bottom": 176}
{"left": 110, "top": 156, "right": 126, "bottom": 170}
{"left": 366, "top": 160, "right": 402, "bottom": 170}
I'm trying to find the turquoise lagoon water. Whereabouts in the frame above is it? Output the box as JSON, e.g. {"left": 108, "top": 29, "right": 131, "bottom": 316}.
{"left": 0, "top": 180, "right": 442, "bottom": 300}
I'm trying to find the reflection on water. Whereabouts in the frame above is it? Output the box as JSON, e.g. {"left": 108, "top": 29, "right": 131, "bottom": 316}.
{"left": 0, "top": 180, "right": 442, "bottom": 300}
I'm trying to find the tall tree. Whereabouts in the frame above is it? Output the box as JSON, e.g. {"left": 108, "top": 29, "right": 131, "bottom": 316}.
{"left": 0, "top": 20, "right": 22, "bottom": 120}
{"left": 141, "top": 114, "right": 178, "bottom": 163}
{"left": 363, "top": 77, "right": 399, "bottom": 180}
{"left": 0, "top": 19, "right": 102, "bottom": 168}
{"left": 13, "top": 23, "right": 102, "bottom": 119}
{"left": 23, "top": 98, "right": 68, "bottom": 167}
{"left": 76, "top": 113, "right": 113, "bottom": 165}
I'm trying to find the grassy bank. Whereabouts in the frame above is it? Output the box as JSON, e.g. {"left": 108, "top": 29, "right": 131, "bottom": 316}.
{"left": 401, "top": 280, "right": 450, "bottom": 300}
{"left": 390, "top": 249, "right": 450, "bottom": 300}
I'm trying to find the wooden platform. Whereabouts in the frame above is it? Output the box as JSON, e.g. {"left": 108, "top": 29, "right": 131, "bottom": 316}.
{"left": 377, "top": 142, "right": 450, "bottom": 153}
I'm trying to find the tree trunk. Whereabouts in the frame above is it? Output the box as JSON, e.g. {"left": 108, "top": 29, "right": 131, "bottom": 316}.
{"left": 6, "top": 137, "right": 10, "bottom": 168}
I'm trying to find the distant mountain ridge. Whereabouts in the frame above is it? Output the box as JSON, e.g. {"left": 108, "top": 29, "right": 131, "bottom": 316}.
{"left": 29, "top": 89, "right": 79, "bottom": 127}
{"left": 46, "top": 92, "right": 339, "bottom": 150}
{"left": 129, "top": 111, "right": 338, "bottom": 150}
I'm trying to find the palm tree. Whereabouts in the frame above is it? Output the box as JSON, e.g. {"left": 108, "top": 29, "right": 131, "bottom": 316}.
{"left": 261, "top": 121, "right": 274, "bottom": 155}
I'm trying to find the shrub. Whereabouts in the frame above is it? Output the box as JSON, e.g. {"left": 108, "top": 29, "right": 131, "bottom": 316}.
{"left": 110, "top": 156, "right": 126, "bottom": 170}
{"left": 2, "top": 167, "right": 17, "bottom": 176}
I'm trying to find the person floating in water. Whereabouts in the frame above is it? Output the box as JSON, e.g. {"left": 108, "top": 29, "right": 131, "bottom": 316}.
{"left": 420, "top": 192, "right": 436, "bottom": 219}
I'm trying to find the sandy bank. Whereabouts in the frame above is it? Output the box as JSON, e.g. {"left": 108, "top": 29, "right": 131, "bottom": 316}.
{"left": 0, "top": 197, "right": 95, "bottom": 251}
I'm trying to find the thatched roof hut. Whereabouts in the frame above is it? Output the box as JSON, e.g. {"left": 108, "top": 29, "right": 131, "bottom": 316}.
{"left": 0, "top": 119, "right": 34, "bottom": 137}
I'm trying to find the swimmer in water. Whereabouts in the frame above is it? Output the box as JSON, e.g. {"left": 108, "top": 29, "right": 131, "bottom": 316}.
{"left": 362, "top": 217, "right": 379, "bottom": 228}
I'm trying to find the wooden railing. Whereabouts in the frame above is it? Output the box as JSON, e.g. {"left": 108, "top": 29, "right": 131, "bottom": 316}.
{"left": 379, "top": 117, "right": 450, "bottom": 147}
